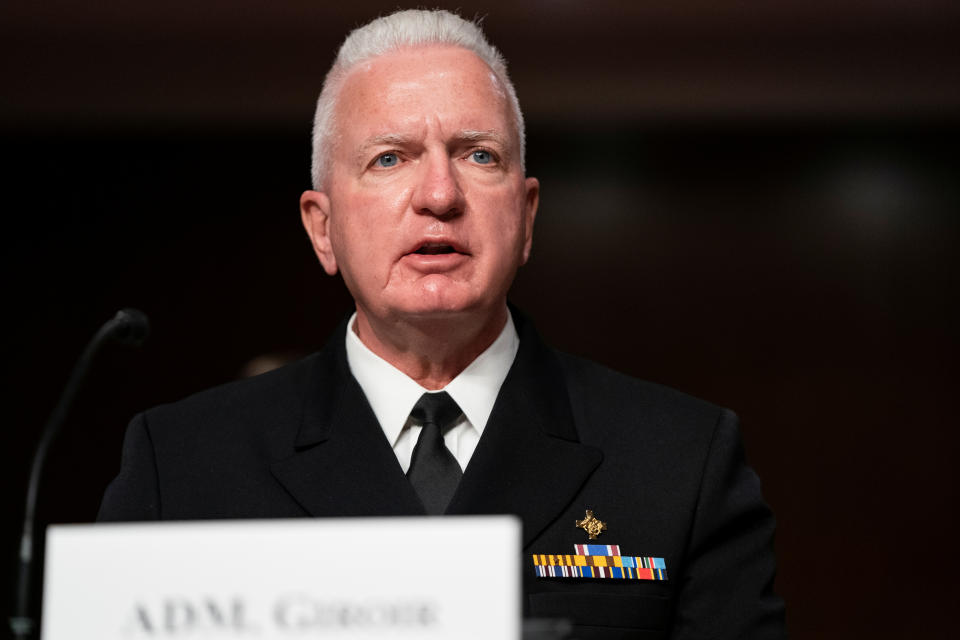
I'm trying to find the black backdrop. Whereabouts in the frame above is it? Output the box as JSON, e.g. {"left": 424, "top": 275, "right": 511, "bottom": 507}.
{"left": 3, "top": 2, "right": 959, "bottom": 638}
{"left": 5, "top": 121, "right": 958, "bottom": 639}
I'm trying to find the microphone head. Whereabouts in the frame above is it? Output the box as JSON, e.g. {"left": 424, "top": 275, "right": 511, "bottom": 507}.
{"left": 111, "top": 308, "right": 150, "bottom": 346}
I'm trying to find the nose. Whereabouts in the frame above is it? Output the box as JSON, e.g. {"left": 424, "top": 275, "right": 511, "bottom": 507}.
{"left": 410, "top": 153, "right": 465, "bottom": 218}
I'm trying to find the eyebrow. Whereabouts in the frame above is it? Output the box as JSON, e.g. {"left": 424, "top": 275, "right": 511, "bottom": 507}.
{"left": 355, "top": 129, "right": 512, "bottom": 164}
{"left": 355, "top": 133, "right": 413, "bottom": 165}
{"left": 457, "top": 129, "right": 508, "bottom": 147}
{"left": 457, "top": 129, "right": 513, "bottom": 165}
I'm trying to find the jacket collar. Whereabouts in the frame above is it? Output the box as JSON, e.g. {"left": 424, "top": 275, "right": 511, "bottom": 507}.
{"left": 271, "top": 314, "right": 426, "bottom": 516}
{"left": 271, "top": 308, "right": 603, "bottom": 545}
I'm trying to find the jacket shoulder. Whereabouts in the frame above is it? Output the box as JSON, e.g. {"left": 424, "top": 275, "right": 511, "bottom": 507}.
{"left": 553, "top": 350, "right": 731, "bottom": 447}
{"left": 142, "top": 353, "right": 321, "bottom": 439}
{"left": 555, "top": 350, "right": 725, "bottom": 416}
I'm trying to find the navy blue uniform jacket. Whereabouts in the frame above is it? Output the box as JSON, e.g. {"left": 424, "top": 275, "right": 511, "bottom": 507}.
{"left": 99, "top": 312, "right": 786, "bottom": 639}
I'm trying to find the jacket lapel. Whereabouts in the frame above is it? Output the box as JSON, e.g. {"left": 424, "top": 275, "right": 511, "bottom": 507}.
{"left": 269, "top": 310, "right": 603, "bottom": 536}
{"left": 270, "top": 322, "right": 426, "bottom": 517}
{"left": 447, "top": 312, "right": 603, "bottom": 547}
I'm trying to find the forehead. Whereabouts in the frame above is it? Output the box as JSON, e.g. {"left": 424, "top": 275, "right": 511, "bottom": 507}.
{"left": 333, "top": 45, "right": 515, "bottom": 148}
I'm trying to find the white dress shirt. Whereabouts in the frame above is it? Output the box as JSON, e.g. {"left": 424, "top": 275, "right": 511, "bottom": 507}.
{"left": 344, "top": 310, "right": 519, "bottom": 473}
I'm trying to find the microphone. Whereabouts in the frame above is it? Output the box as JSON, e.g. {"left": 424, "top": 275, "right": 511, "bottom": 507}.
{"left": 109, "top": 308, "right": 150, "bottom": 346}
{"left": 10, "top": 309, "right": 150, "bottom": 640}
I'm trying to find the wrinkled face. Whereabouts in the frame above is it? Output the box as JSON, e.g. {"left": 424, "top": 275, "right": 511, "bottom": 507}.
{"left": 302, "top": 45, "right": 538, "bottom": 327}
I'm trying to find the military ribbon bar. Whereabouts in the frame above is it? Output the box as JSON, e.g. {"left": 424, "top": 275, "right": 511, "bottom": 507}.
{"left": 574, "top": 544, "right": 621, "bottom": 556}
{"left": 531, "top": 546, "right": 667, "bottom": 581}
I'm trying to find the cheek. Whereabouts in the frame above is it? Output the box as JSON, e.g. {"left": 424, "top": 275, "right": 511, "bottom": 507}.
{"left": 331, "top": 194, "right": 380, "bottom": 244}
{"left": 329, "top": 191, "right": 407, "bottom": 278}
{"left": 486, "top": 192, "right": 529, "bottom": 249}
{"left": 388, "top": 188, "right": 412, "bottom": 212}
{"left": 345, "top": 185, "right": 413, "bottom": 233}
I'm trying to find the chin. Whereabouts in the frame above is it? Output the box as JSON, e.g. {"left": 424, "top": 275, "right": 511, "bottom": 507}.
{"left": 401, "top": 300, "right": 476, "bottom": 319}
{"left": 402, "top": 282, "right": 473, "bottom": 312}
{"left": 373, "top": 278, "right": 506, "bottom": 323}
{"left": 393, "top": 293, "right": 489, "bottom": 322}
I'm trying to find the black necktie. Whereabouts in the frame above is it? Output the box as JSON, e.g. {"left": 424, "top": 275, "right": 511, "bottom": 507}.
{"left": 406, "top": 391, "right": 463, "bottom": 515}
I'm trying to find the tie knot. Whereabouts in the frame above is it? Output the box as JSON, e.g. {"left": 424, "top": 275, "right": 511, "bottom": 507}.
{"left": 410, "top": 391, "right": 462, "bottom": 432}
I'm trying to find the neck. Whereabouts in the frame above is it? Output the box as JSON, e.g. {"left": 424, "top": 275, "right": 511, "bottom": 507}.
{"left": 353, "top": 305, "right": 508, "bottom": 390}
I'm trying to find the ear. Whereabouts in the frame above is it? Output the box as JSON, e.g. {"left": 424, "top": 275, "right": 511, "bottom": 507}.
{"left": 520, "top": 176, "right": 539, "bottom": 265}
{"left": 300, "top": 190, "right": 338, "bottom": 276}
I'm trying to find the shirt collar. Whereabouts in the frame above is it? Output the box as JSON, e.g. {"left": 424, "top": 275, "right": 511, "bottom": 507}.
{"left": 344, "top": 310, "right": 519, "bottom": 447}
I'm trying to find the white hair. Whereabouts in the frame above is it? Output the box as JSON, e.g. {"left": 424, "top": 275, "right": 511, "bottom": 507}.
{"left": 310, "top": 9, "right": 526, "bottom": 190}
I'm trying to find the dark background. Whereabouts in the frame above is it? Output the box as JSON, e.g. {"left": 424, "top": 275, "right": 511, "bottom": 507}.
{"left": 2, "top": 2, "right": 958, "bottom": 638}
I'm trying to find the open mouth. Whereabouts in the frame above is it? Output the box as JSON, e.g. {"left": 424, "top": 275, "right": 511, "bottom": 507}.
{"left": 413, "top": 243, "right": 458, "bottom": 255}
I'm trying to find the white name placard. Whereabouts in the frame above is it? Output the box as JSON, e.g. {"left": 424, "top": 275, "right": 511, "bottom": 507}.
{"left": 42, "top": 516, "right": 520, "bottom": 640}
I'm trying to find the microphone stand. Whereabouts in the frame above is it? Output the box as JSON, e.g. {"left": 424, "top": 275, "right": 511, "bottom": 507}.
{"left": 10, "top": 309, "right": 149, "bottom": 640}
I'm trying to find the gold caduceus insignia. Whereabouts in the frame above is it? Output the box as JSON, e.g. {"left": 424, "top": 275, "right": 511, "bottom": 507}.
{"left": 575, "top": 510, "right": 607, "bottom": 540}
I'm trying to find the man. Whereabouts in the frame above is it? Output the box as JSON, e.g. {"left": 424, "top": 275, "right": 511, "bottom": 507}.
{"left": 100, "top": 9, "right": 785, "bottom": 639}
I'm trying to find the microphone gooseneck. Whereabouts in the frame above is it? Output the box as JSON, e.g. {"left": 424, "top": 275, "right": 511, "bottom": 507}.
{"left": 10, "top": 309, "right": 150, "bottom": 640}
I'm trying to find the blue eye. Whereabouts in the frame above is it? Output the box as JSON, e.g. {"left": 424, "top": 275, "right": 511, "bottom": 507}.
{"left": 376, "top": 153, "right": 399, "bottom": 167}
{"left": 471, "top": 150, "right": 493, "bottom": 164}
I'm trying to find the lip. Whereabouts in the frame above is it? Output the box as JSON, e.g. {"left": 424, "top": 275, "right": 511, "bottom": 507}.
{"left": 400, "top": 237, "right": 470, "bottom": 272}
{"left": 402, "top": 237, "right": 469, "bottom": 257}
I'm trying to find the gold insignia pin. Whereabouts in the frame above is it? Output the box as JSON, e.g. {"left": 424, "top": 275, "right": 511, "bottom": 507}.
{"left": 575, "top": 510, "right": 607, "bottom": 540}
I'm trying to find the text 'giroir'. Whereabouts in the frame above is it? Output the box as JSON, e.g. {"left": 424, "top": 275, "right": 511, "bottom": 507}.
{"left": 124, "top": 595, "right": 438, "bottom": 636}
